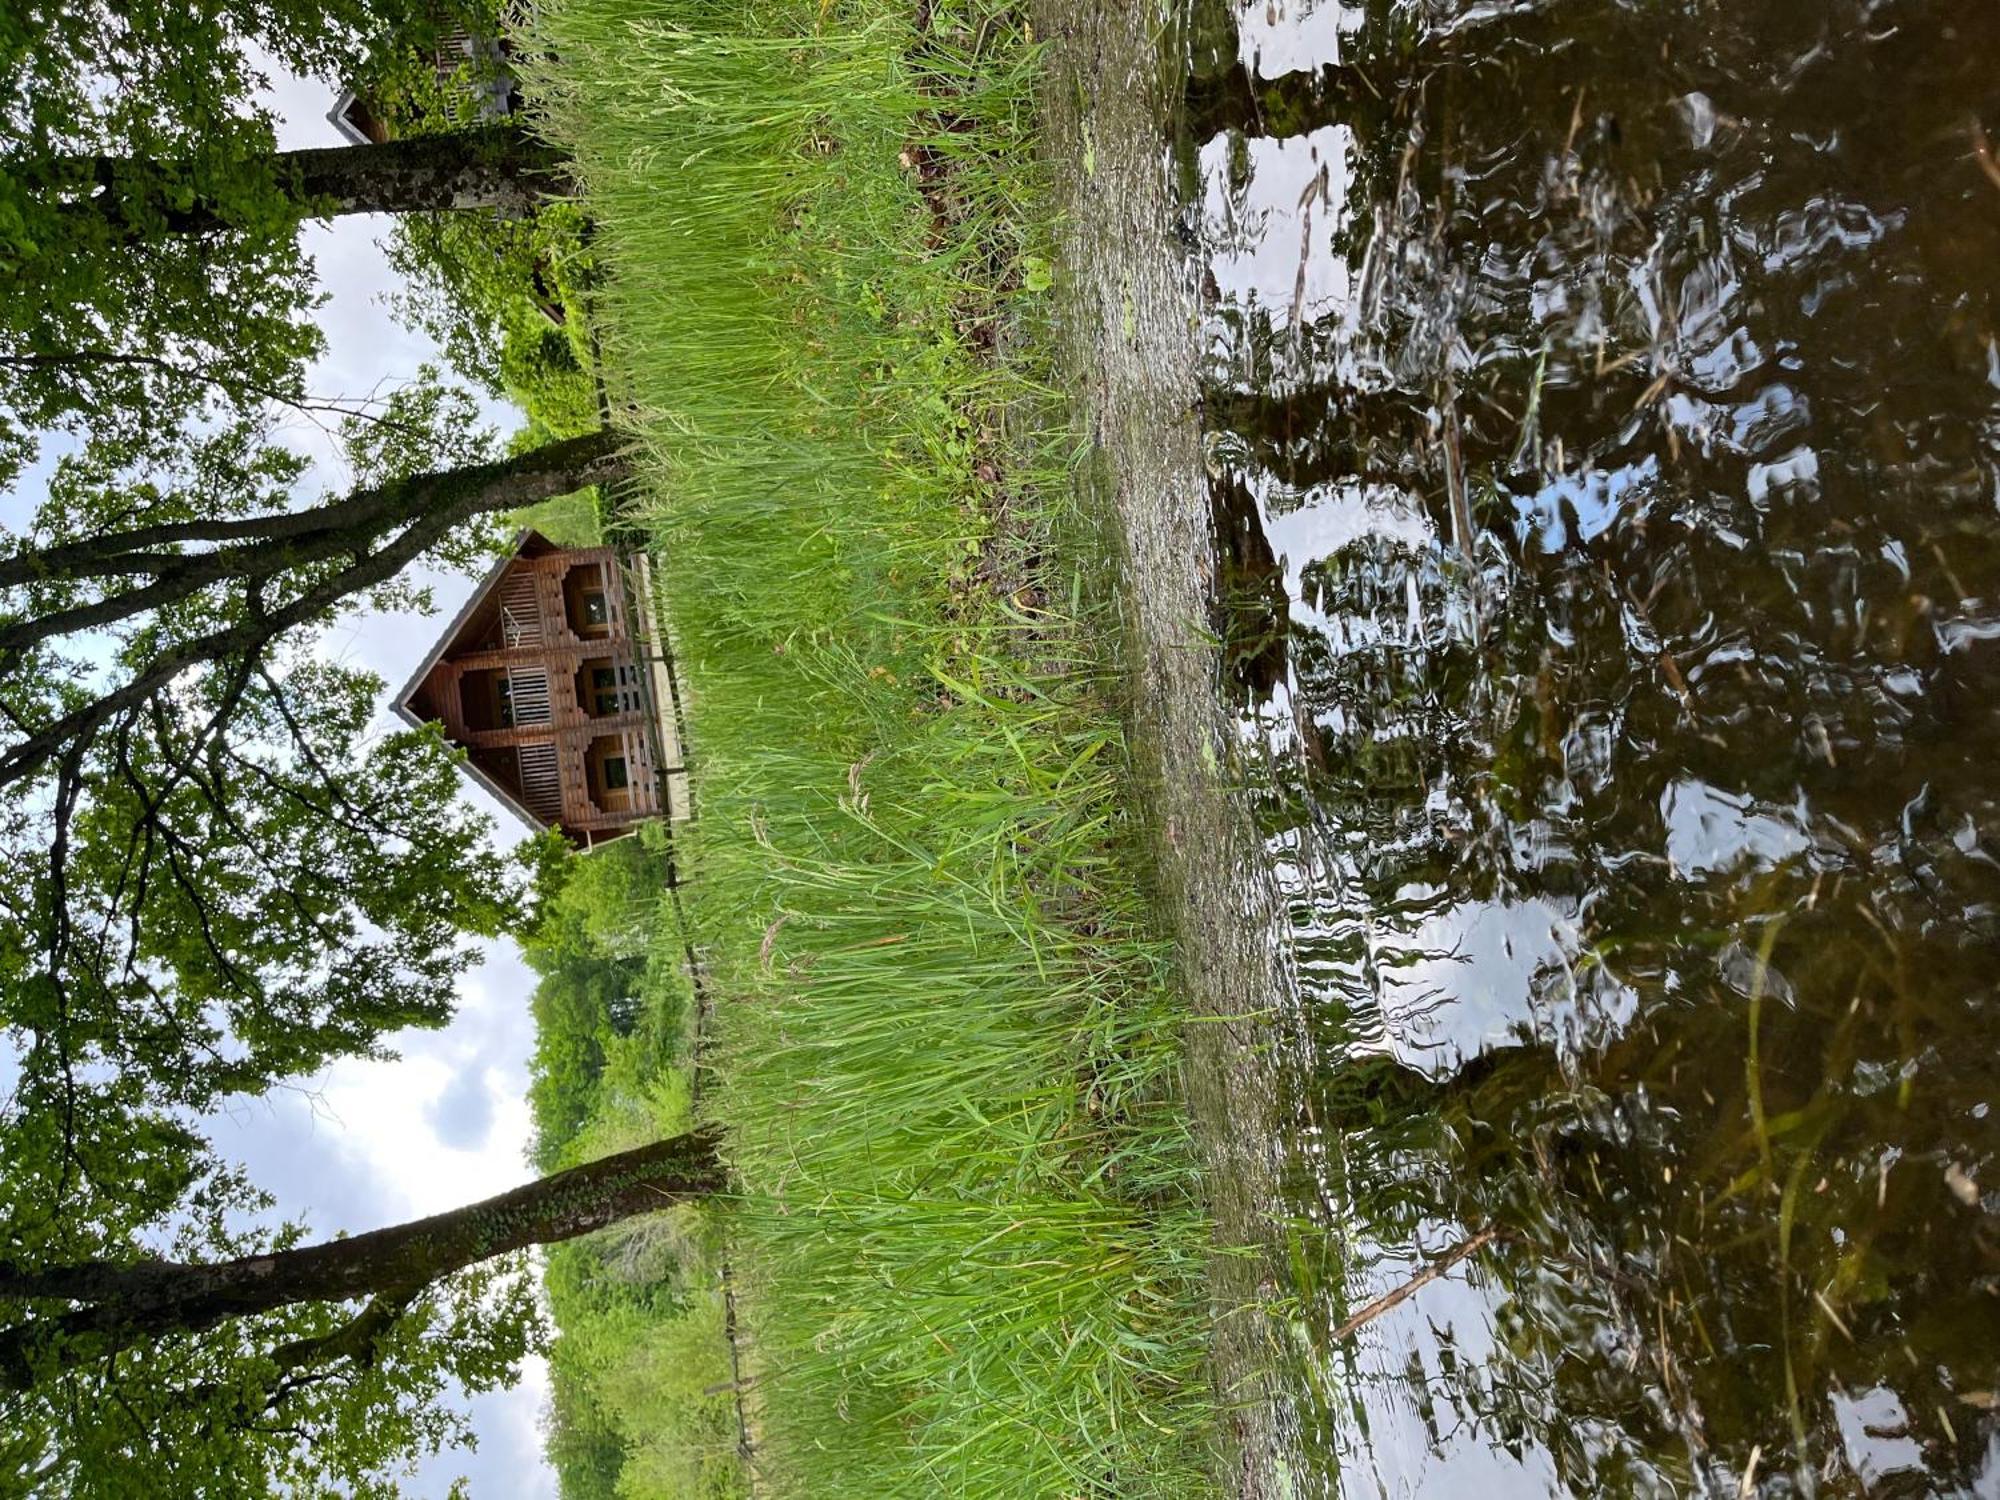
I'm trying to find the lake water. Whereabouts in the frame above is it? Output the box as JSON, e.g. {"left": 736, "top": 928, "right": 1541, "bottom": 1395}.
{"left": 1156, "top": 0, "right": 2000, "bottom": 1493}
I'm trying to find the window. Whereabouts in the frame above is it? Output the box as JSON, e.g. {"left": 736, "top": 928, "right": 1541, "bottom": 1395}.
{"left": 582, "top": 591, "right": 610, "bottom": 628}
{"left": 584, "top": 663, "right": 643, "bottom": 716}
{"left": 495, "top": 676, "right": 515, "bottom": 728}
{"left": 592, "top": 666, "right": 619, "bottom": 715}
{"left": 601, "top": 756, "right": 629, "bottom": 791}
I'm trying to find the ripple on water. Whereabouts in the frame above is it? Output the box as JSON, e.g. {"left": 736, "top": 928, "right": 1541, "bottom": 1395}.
{"left": 1173, "top": 0, "right": 2000, "bottom": 1492}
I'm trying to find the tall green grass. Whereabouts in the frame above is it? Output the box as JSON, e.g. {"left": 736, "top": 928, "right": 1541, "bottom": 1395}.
{"left": 524, "top": 3, "right": 1216, "bottom": 1493}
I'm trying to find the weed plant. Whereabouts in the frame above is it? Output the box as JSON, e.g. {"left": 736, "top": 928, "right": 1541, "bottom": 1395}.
{"left": 525, "top": 2, "right": 1216, "bottom": 1494}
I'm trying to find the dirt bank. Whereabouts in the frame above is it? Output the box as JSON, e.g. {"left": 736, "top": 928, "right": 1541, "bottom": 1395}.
{"left": 1034, "top": 6, "right": 1298, "bottom": 1494}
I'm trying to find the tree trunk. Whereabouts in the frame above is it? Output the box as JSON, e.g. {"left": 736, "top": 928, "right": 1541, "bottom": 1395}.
{"left": 72, "top": 126, "right": 569, "bottom": 235}
{"left": 0, "top": 427, "right": 626, "bottom": 659}
{"left": 0, "top": 426, "right": 624, "bottom": 593}
{"left": 0, "top": 427, "right": 630, "bottom": 793}
{"left": 0, "top": 1128, "right": 724, "bottom": 1389}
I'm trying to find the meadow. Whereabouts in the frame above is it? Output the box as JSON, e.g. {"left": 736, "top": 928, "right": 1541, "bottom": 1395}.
{"left": 520, "top": 1, "right": 1220, "bottom": 1493}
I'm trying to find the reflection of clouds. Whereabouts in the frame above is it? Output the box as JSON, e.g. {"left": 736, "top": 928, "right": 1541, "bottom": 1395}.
{"left": 1831, "top": 1386, "right": 1929, "bottom": 1490}
{"left": 1361, "top": 890, "right": 1580, "bottom": 1077}
{"left": 1758, "top": 198, "right": 1903, "bottom": 275}
{"left": 1199, "top": 123, "right": 1355, "bottom": 332}
{"left": 1226, "top": 451, "right": 1435, "bottom": 636}
{"left": 1936, "top": 610, "right": 2000, "bottom": 655}
{"left": 1746, "top": 444, "right": 1820, "bottom": 507}
{"left": 1202, "top": 0, "right": 2000, "bottom": 1489}
{"left": 1323, "top": 1215, "right": 1568, "bottom": 1499}
{"left": 1266, "top": 480, "right": 1434, "bottom": 575}
{"left": 1660, "top": 777, "right": 1812, "bottom": 878}
{"left": 1234, "top": 0, "right": 1364, "bottom": 80}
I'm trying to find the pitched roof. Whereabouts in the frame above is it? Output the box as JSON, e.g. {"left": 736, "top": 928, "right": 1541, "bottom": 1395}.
{"left": 388, "top": 529, "right": 551, "bottom": 833}
{"left": 389, "top": 529, "right": 541, "bottom": 722}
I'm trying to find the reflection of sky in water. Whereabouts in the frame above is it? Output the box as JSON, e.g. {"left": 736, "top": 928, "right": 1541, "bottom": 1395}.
{"left": 1327, "top": 1234, "right": 1568, "bottom": 1500}
{"left": 1510, "top": 455, "right": 1656, "bottom": 552}
{"left": 1223, "top": 449, "right": 1434, "bottom": 636}
{"left": 1199, "top": 124, "right": 1354, "bottom": 337}
{"left": 1350, "top": 888, "right": 1578, "bottom": 1076}
{"left": 1830, "top": 1387, "right": 1928, "bottom": 1490}
{"left": 1187, "top": 0, "right": 2000, "bottom": 1490}
{"left": 1190, "top": 73, "right": 1588, "bottom": 1476}
{"left": 1234, "top": 0, "right": 1364, "bottom": 79}
{"left": 1263, "top": 481, "right": 1434, "bottom": 578}
{"left": 1660, "top": 777, "right": 1812, "bottom": 878}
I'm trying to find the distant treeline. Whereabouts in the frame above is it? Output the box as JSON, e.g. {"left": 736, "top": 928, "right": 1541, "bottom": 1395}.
{"left": 519, "top": 834, "right": 749, "bottom": 1500}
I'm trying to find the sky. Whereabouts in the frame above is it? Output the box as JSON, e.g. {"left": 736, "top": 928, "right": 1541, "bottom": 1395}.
{"left": 189, "top": 61, "right": 562, "bottom": 1498}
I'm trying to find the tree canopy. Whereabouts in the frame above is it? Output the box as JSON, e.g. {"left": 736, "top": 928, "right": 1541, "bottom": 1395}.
{"left": 0, "top": 0, "right": 467, "bottom": 483}
{"left": 0, "top": 0, "right": 559, "bottom": 489}
{"left": 0, "top": 402, "right": 640, "bottom": 1485}
{"left": 0, "top": 372, "right": 624, "bottom": 1188}
{"left": 0, "top": 649, "right": 542, "bottom": 1492}
{"left": 389, "top": 197, "right": 603, "bottom": 441}
{"left": 0, "top": 0, "right": 673, "bottom": 1488}
{"left": 0, "top": 1131, "right": 722, "bottom": 1497}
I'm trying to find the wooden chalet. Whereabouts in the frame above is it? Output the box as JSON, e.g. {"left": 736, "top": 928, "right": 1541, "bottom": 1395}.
{"left": 393, "top": 532, "right": 688, "bottom": 846}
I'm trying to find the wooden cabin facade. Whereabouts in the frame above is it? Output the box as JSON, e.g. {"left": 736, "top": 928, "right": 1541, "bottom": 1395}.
{"left": 394, "top": 532, "right": 688, "bottom": 846}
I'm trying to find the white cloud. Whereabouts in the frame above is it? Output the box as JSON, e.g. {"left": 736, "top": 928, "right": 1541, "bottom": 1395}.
{"left": 265, "top": 953, "right": 538, "bottom": 1221}
{"left": 210, "top": 938, "right": 556, "bottom": 1498}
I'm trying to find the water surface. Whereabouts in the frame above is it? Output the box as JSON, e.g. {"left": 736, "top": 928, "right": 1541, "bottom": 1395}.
{"left": 1168, "top": 0, "right": 2000, "bottom": 1492}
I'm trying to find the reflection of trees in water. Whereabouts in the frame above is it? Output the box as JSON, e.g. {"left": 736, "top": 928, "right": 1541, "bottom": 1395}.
{"left": 1193, "top": 0, "right": 2000, "bottom": 1488}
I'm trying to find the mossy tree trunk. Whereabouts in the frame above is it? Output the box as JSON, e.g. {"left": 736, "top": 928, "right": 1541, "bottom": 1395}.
{"left": 0, "top": 1128, "right": 725, "bottom": 1389}
{"left": 65, "top": 126, "right": 570, "bottom": 236}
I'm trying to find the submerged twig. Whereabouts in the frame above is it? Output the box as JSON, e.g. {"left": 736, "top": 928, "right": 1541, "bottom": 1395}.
{"left": 1329, "top": 1227, "right": 1499, "bottom": 1342}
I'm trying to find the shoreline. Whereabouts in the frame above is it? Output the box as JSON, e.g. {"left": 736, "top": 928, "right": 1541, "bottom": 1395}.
{"left": 1036, "top": 6, "right": 1300, "bottom": 1494}
{"left": 527, "top": 1, "right": 1228, "bottom": 1491}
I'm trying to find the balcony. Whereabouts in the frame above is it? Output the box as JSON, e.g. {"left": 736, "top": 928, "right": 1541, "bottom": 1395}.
{"left": 459, "top": 666, "right": 551, "bottom": 732}
{"left": 574, "top": 657, "right": 642, "bottom": 719}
